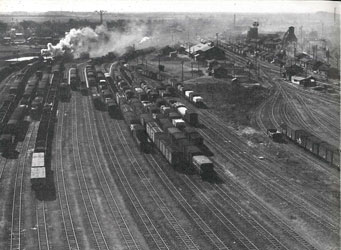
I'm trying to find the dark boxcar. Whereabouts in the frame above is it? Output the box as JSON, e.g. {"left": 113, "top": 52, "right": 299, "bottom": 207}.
{"left": 130, "top": 124, "right": 148, "bottom": 151}
{"left": 169, "top": 131, "right": 186, "bottom": 145}
{"left": 140, "top": 113, "right": 154, "bottom": 128}
{"left": 31, "top": 96, "right": 44, "bottom": 118}
{"left": 148, "top": 91, "right": 159, "bottom": 102}
{"left": 6, "top": 106, "right": 26, "bottom": 135}
{"left": 332, "top": 150, "right": 340, "bottom": 168}
{"left": 286, "top": 125, "right": 300, "bottom": 141}
{"left": 124, "top": 89, "right": 134, "bottom": 100}
{"left": 184, "top": 109, "right": 199, "bottom": 126}
{"left": 318, "top": 142, "right": 329, "bottom": 160}
{"left": 155, "top": 98, "right": 167, "bottom": 108}
{"left": 0, "top": 134, "right": 13, "bottom": 153}
{"left": 305, "top": 135, "right": 321, "bottom": 154}
{"left": 154, "top": 132, "right": 168, "bottom": 151}
{"left": 146, "top": 121, "right": 162, "bottom": 142}
{"left": 163, "top": 141, "right": 182, "bottom": 167}
{"left": 147, "top": 104, "right": 160, "bottom": 115}
{"left": 183, "top": 127, "right": 203, "bottom": 145}
{"left": 177, "top": 138, "right": 192, "bottom": 153}
{"left": 102, "top": 89, "right": 112, "bottom": 99}
{"left": 184, "top": 145, "right": 202, "bottom": 165}
{"left": 279, "top": 123, "right": 288, "bottom": 136}
{"left": 168, "top": 112, "right": 181, "bottom": 120}
{"left": 59, "top": 82, "right": 71, "bottom": 101}
{"left": 158, "top": 118, "right": 173, "bottom": 131}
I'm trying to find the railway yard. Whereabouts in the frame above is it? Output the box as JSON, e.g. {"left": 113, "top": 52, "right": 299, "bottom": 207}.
{"left": 0, "top": 38, "right": 339, "bottom": 250}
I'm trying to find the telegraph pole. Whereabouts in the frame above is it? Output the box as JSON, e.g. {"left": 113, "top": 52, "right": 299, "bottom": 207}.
{"left": 191, "top": 62, "right": 193, "bottom": 78}
{"left": 181, "top": 61, "right": 184, "bottom": 82}
{"left": 158, "top": 54, "right": 160, "bottom": 74}
{"left": 95, "top": 10, "right": 106, "bottom": 24}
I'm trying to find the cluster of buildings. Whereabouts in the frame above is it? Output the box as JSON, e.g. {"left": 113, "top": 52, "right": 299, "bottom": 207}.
{"left": 1, "top": 26, "right": 59, "bottom": 46}
{"left": 160, "top": 42, "right": 250, "bottom": 81}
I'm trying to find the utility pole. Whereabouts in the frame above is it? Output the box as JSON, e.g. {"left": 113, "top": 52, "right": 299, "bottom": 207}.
{"left": 181, "top": 61, "right": 184, "bottom": 82}
{"left": 216, "top": 33, "right": 219, "bottom": 47}
{"left": 299, "top": 26, "right": 303, "bottom": 51}
{"left": 191, "top": 62, "right": 193, "bottom": 78}
{"left": 95, "top": 10, "right": 106, "bottom": 24}
{"left": 158, "top": 54, "right": 160, "bottom": 74}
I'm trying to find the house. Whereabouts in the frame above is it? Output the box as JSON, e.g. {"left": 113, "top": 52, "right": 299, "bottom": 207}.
{"left": 291, "top": 76, "right": 316, "bottom": 87}
{"left": 285, "top": 64, "right": 304, "bottom": 80}
{"left": 160, "top": 45, "right": 174, "bottom": 56}
{"left": 317, "top": 63, "right": 330, "bottom": 78}
{"left": 212, "top": 64, "right": 228, "bottom": 78}
{"left": 13, "top": 33, "right": 26, "bottom": 44}
{"left": 169, "top": 51, "right": 177, "bottom": 58}
{"left": 186, "top": 43, "right": 225, "bottom": 61}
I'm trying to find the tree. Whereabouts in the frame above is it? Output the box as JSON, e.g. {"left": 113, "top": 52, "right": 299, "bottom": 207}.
{"left": 0, "top": 21, "right": 8, "bottom": 34}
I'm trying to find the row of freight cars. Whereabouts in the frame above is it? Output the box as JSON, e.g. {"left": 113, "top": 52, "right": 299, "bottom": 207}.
{"left": 280, "top": 123, "right": 340, "bottom": 168}
{"left": 0, "top": 61, "right": 42, "bottom": 152}
{"left": 168, "top": 78, "right": 205, "bottom": 107}
{"left": 112, "top": 65, "right": 214, "bottom": 177}
{"left": 117, "top": 65, "right": 200, "bottom": 128}
{"left": 114, "top": 70, "right": 200, "bottom": 128}
{"left": 31, "top": 63, "right": 62, "bottom": 189}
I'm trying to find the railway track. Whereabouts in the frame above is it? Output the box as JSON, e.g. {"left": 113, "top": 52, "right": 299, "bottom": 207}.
{"left": 113, "top": 118, "right": 204, "bottom": 250}
{"left": 258, "top": 84, "right": 339, "bottom": 177}
{"left": 88, "top": 99, "right": 170, "bottom": 250}
{"left": 142, "top": 152, "right": 230, "bottom": 250}
{"left": 0, "top": 157, "right": 8, "bottom": 183}
{"left": 35, "top": 200, "right": 50, "bottom": 250}
{"left": 182, "top": 175, "right": 291, "bottom": 250}
{"left": 183, "top": 91, "right": 339, "bottom": 220}
{"left": 55, "top": 103, "right": 81, "bottom": 250}
{"left": 198, "top": 112, "right": 338, "bottom": 228}
{"left": 206, "top": 87, "right": 339, "bottom": 197}
{"left": 211, "top": 163, "right": 322, "bottom": 250}
{"left": 81, "top": 95, "right": 142, "bottom": 250}
{"left": 197, "top": 123, "right": 338, "bottom": 234}
{"left": 9, "top": 121, "right": 39, "bottom": 250}
{"left": 71, "top": 97, "right": 110, "bottom": 250}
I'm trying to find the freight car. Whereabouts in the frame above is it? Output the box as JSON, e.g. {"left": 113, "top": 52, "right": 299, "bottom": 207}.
{"left": 31, "top": 96, "right": 44, "bottom": 119}
{"left": 91, "top": 87, "right": 104, "bottom": 109}
{"left": 31, "top": 152, "right": 46, "bottom": 189}
{"left": 0, "top": 105, "right": 27, "bottom": 153}
{"left": 0, "top": 94, "right": 16, "bottom": 135}
{"left": 20, "top": 76, "right": 39, "bottom": 107}
{"left": 59, "top": 82, "right": 71, "bottom": 101}
{"left": 4, "top": 105, "right": 26, "bottom": 137}
{"left": 68, "top": 67, "right": 79, "bottom": 90}
{"left": 36, "top": 73, "right": 50, "bottom": 97}
{"left": 169, "top": 79, "right": 205, "bottom": 107}
{"left": 280, "top": 123, "right": 340, "bottom": 168}
{"left": 144, "top": 118, "right": 214, "bottom": 177}
{"left": 34, "top": 62, "right": 60, "bottom": 156}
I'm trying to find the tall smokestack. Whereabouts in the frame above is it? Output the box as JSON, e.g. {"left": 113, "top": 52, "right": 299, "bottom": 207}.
{"left": 216, "top": 33, "right": 219, "bottom": 47}
{"left": 233, "top": 14, "right": 236, "bottom": 29}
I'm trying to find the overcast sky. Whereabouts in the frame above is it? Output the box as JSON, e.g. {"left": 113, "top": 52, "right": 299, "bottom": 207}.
{"left": 0, "top": 0, "right": 339, "bottom": 13}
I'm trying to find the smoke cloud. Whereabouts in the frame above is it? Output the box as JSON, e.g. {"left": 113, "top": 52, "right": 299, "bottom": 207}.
{"left": 41, "top": 23, "right": 155, "bottom": 58}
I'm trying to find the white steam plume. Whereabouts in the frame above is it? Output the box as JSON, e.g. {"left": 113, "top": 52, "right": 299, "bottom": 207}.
{"left": 41, "top": 23, "right": 153, "bottom": 58}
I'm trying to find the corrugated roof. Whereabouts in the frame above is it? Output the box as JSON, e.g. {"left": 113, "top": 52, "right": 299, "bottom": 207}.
{"left": 186, "top": 43, "right": 213, "bottom": 54}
